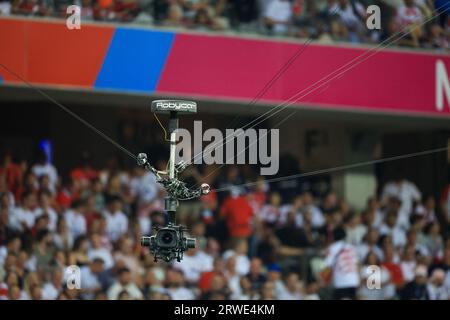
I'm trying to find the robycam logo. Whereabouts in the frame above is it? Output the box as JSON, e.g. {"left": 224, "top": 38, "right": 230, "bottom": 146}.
{"left": 156, "top": 101, "right": 196, "bottom": 111}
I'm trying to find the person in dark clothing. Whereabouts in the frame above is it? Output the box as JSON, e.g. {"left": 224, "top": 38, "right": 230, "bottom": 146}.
{"left": 275, "top": 211, "right": 313, "bottom": 278}
{"left": 245, "top": 257, "right": 267, "bottom": 292}
{"left": 230, "top": 0, "right": 258, "bottom": 26}
{"left": 400, "top": 265, "right": 429, "bottom": 300}
{"left": 276, "top": 220, "right": 312, "bottom": 249}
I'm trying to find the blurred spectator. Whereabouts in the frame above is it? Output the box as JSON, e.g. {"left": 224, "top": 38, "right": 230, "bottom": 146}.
{"left": 379, "top": 209, "right": 407, "bottom": 248}
{"left": 65, "top": 199, "right": 87, "bottom": 239}
{"left": 427, "top": 23, "right": 450, "bottom": 49}
{"left": 107, "top": 267, "right": 143, "bottom": 299}
{"left": 426, "top": 268, "right": 449, "bottom": 299}
{"left": 231, "top": 0, "right": 259, "bottom": 31}
{"left": 263, "top": 0, "right": 293, "bottom": 36}
{"left": 173, "top": 244, "right": 214, "bottom": 284}
{"left": 0, "top": 144, "right": 449, "bottom": 300}
{"left": 400, "top": 245, "right": 418, "bottom": 283}
{"left": 163, "top": 4, "right": 185, "bottom": 27}
{"left": 397, "top": 0, "right": 425, "bottom": 29}
{"left": 79, "top": 258, "right": 105, "bottom": 299}
{"left": 259, "top": 191, "right": 282, "bottom": 224}
{"left": 103, "top": 196, "right": 128, "bottom": 242}
{"left": 9, "top": 192, "right": 38, "bottom": 233}
{"left": 223, "top": 239, "right": 251, "bottom": 276}
{"left": 0, "top": 152, "right": 23, "bottom": 201}
{"left": 278, "top": 272, "right": 303, "bottom": 299}
{"left": 382, "top": 175, "right": 422, "bottom": 230}
{"left": 220, "top": 189, "right": 254, "bottom": 244}
{"left": 356, "top": 227, "right": 383, "bottom": 261}
{"left": 323, "top": 227, "right": 360, "bottom": 299}
{"left": 400, "top": 265, "right": 429, "bottom": 299}
{"left": 246, "top": 257, "right": 267, "bottom": 291}
{"left": 32, "top": 151, "right": 58, "bottom": 194}
{"left": 381, "top": 243, "right": 405, "bottom": 291}
{"left": 35, "top": 191, "right": 58, "bottom": 232}
{"left": 344, "top": 212, "right": 367, "bottom": 246}
{"left": 53, "top": 219, "right": 73, "bottom": 251}
{"left": 329, "top": 0, "right": 366, "bottom": 42}
{"left": 88, "top": 233, "right": 114, "bottom": 270}
{"left": 4, "top": 0, "right": 449, "bottom": 51}
{"left": 164, "top": 267, "right": 194, "bottom": 299}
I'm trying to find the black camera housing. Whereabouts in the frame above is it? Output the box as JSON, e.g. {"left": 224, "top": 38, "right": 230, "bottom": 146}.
{"left": 141, "top": 225, "right": 196, "bottom": 262}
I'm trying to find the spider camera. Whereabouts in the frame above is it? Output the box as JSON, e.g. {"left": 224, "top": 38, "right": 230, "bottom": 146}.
{"left": 141, "top": 226, "right": 196, "bottom": 262}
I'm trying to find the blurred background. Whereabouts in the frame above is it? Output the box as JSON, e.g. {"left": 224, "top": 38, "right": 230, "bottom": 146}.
{"left": 0, "top": 0, "right": 450, "bottom": 300}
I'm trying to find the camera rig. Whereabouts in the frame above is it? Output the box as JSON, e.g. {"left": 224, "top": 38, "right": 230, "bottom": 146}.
{"left": 138, "top": 100, "right": 210, "bottom": 263}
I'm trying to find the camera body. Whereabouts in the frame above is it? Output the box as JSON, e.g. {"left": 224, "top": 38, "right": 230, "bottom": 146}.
{"left": 141, "top": 225, "right": 196, "bottom": 262}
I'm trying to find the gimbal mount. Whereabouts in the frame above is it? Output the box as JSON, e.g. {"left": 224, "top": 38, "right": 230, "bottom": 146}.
{"left": 138, "top": 100, "right": 210, "bottom": 262}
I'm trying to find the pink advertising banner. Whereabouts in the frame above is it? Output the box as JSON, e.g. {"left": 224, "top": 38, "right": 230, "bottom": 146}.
{"left": 158, "top": 34, "right": 450, "bottom": 118}
{"left": 1, "top": 18, "right": 449, "bottom": 118}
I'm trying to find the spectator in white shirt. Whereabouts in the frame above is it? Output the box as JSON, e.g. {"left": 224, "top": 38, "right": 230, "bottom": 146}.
{"left": 223, "top": 240, "right": 251, "bottom": 276}
{"left": 41, "top": 268, "right": 64, "bottom": 300}
{"left": 32, "top": 152, "right": 58, "bottom": 194}
{"left": 164, "top": 268, "right": 195, "bottom": 300}
{"left": 278, "top": 272, "right": 303, "bottom": 300}
{"left": 88, "top": 233, "right": 114, "bottom": 270}
{"left": 64, "top": 200, "right": 87, "bottom": 239}
{"left": 80, "top": 258, "right": 105, "bottom": 299}
{"left": 173, "top": 247, "right": 214, "bottom": 284}
{"left": 103, "top": 196, "right": 128, "bottom": 242}
{"left": 401, "top": 245, "right": 417, "bottom": 283}
{"left": 263, "top": 0, "right": 293, "bottom": 35}
{"left": 259, "top": 192, "right": 283, "bottom": 225}
{"left": 380, "top": 210, "right": 407, "bottom": 249}
{"left": 422, "top": 222, "right": 444, "bottom": 259}
{"left": 344, "top": 212, "right": 367, "bottom": 246}
{"left": 362, "top": 197, "right": 384, "bottom": 229}
{"left": 224, "top": 255, "right": 242, "bottom": 298}
{"left": 330, "top": 0, "right": 365, "bottom": 30}
{"left": 107, "top": 267, "right": 143, "bottom": 300}
{"left": 356, "top": 227, "right": 384, "bottom": 262}
{"left": 129, "top": 167, "right": 159, "bottom": 205}
{"left": 323, "top": 227, "right": 360, "bottom": 299}
{"left": 113, "top": 238, "right": 140, "bottom": 276}
{"left": 397, "top": 0, "right": 424, "bottom": 28}
{"left": 405, "top": 229, "right": 429, "bottom": 257}
{"left": 10, "top": 192, "right": 38, "bottom": 232}
{"left": 279, "top": 195, "right": 303, "bottom": 227}
{"left": 53, "top": 218, "right": 74, "bottom": 251}
{"left": 302, "top": 192, "right": 325, "bottom": 228}
{"left": 0, "top": 1, "right": 11, "bottom": 15}
{"left": 427, "top": 268, "right": 450, "bottom": 300}
{"left": 329, "top": 0, "right": 366, "bottom": 43}
{"left": 382, "top": 178, "right": 422, "bottom": 229}
{"left": 35, "top": 191, "right": 58, "bottom": 232}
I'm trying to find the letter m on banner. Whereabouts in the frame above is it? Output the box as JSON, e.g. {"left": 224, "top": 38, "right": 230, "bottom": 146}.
{"left": 436, "top": 60, "right": 450, "bottom": 112}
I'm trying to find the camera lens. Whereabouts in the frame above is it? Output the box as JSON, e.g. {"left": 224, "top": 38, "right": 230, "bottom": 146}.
{"left": 185, "top": 238, "right": 196, "bottom": 249}
{"left": 140, "top": 236, "right": 152, "bottom": 247}
{"left": 161, "top": 232, "right": 174, "bottom": 245}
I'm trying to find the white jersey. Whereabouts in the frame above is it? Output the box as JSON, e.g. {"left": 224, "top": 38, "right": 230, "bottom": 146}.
{"left": 325, "top": 241, "right": 360, "bottom": 289}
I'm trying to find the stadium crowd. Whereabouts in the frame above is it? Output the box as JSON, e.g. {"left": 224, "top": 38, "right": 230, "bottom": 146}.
{"left": 1, "top": 147, "right": 450, "bottom": 300}
{"left": 0, "top": 0, "right": 449, "bottom": 50}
